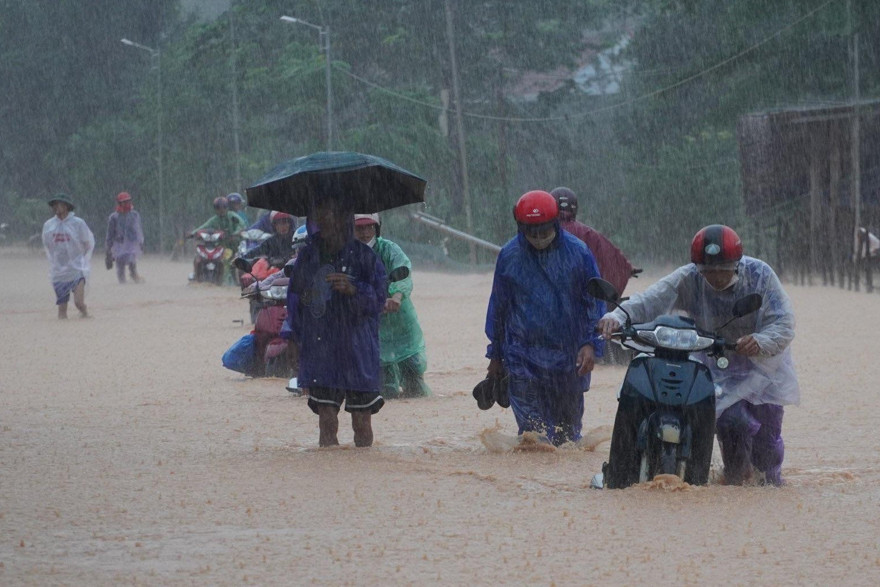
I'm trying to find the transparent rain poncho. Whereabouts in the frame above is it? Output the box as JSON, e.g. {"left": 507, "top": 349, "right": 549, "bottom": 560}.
{"left": 606, "top": 256, "right": 800, "bottom": 415}
{"left": 41, "top": 212, "right": 95, "bottom": 283}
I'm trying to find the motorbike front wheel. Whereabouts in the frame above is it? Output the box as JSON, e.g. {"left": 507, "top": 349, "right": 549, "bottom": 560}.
{"left": 605, "top": 395, "right": 645, "bottom": 489}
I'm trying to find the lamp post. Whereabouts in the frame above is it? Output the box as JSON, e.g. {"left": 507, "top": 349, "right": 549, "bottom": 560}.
{"left": 121, "top": 37, "right": 165, "bottom": 252}
{"left": 280, "top": 15, "right": 333, "bottom": 151}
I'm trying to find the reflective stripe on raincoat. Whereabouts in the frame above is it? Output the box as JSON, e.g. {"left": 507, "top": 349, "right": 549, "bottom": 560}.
{"left": 42, "top": 213, "right": 95, "bottom": 282}
{"left": 606, "top": 256, "right": 799, "bottom": 415}
{"left": 486, "top": 229, "right": 605, "bottom": 388}
{"left": 372, "top": 237, "right": 426, "bottom": 367}
{"left": 286, "top": 234, "right": 386, "bottom": 392}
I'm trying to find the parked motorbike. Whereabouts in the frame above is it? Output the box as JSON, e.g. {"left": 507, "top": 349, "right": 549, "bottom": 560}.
{"left": 586, "top": 277, "right": 762, "bottom": 489}
{"left": 233, "top": 257, "right": 298, "bottom": 379}
{"left": 188, "top": 228, "right": 227, "bottom": 285}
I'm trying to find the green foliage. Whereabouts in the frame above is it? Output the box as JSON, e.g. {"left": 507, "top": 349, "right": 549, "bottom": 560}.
{"left": 2, "top": 0, "right": 878, "bottom": 263}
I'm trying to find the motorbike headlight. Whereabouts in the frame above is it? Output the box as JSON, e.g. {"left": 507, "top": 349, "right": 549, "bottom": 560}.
{"left": 637, "top": 326, "right": 713, "bottom": 351}
{"left": 262, "top": 285, "right": 288, "bottom": 300}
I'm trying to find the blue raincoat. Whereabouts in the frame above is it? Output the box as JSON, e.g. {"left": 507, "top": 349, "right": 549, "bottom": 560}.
{"left": 286, "top": 223, "right": 386, "bottom": 392}
{"left": 486, "top": 228, "right": 605, "bottom": 388}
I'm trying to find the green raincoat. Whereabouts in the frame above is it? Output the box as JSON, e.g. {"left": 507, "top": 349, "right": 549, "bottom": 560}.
{"left": 374, "top": 237, "right": 425, "bottom": 363}
{"left": 373, "top": 237, "right": 430, "bottom": 397}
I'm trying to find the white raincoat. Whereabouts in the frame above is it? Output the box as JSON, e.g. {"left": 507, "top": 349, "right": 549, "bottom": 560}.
{"left": 604, "top": 256, "right": 799, "bottom": 415}
{"left": 42, "top": 213, "right": 95, "bottom": 283}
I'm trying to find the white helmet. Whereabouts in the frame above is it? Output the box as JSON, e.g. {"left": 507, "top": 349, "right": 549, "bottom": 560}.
{"left": 354, "top": 213, "right": 380, "bottom": 226}
{"left": 292, "top": 224, "right": 308, "bottom": 248}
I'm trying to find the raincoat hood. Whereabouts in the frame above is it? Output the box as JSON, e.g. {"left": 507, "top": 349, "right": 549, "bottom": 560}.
{"left": 48, "top": 193, "right": 76, "bottom": 211}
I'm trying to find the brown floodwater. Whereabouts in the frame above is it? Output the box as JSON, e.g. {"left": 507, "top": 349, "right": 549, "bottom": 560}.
{"left": 1, "top": 249, "right": 878, "bottom": 585}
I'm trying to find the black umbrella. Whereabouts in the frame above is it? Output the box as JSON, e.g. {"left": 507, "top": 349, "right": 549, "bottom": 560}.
{"left": 245, "top": 151, "right": 427, "bottom": 217}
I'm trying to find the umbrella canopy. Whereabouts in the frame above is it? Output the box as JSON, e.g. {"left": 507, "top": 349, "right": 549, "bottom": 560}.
{"left": 246, "top": 151, "right": 427, "bottom": 217}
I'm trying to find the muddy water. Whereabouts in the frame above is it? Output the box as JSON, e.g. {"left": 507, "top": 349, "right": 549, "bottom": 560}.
{"left": 1, "top": 249, "right": 878, "bottom": 585}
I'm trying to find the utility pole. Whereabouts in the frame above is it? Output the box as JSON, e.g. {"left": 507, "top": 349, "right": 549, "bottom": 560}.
{"left": 849, "top": 0, "right": 864, "bottom": 290}
{"left": 230, "top": 10, "right": 242, "bottom": 188}
{"left": 281, "top": 16, "right": 333, "bottom": 151}
{"left": 445, "top": 0, "right": 476, "bottom": 265}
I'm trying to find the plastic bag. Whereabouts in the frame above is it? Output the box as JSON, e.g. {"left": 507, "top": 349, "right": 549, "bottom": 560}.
{"left": 222, "top": 333, "right": 257, "bottom": 375}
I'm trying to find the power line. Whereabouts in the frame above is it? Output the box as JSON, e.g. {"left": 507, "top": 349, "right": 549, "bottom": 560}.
{"left": 338, "top": 0, "right": 839, "bottom": 124}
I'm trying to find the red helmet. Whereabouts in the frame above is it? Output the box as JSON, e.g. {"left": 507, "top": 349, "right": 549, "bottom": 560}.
{"left": 513, "top": 190, "right": 558, "bottom": 225}
{"left": 691, "top": 225, "right": 743, "bottom": 265}
{"left": 270, "top": 211, "right": 294, "bottom": 225}
{"left": 116, "top": 191, "right": 132, "bottom": 203}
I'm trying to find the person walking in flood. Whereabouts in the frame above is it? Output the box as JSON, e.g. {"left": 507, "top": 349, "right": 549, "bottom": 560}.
{"left": 42, "top": 194, "right": 95, "bottom": 319}
{"left": 105, "top": 191, "right": 144, "bottom": 284}
{"left": 550, "top": 187, "right": 634, "bottom": 296}
{"left": 598, "top": 224, "right": 799, "bottom": 486}
{"left": 485, "top": 190, "right": 605, "bottom": 446}
{"left": 286, "top": 199, "right": 387, "bottom": 447}
{"left": 353, "top": 214, "right": 430, "bottom": 398}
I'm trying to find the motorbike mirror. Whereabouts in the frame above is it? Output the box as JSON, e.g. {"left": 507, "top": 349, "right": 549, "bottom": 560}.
{"left": 716, "top": 293, "right": 763, "bottom": 332}
{"left": 586, "top": 278, "right": 620, "bottom": 305}
{"left": 388, "top": 266, "right": 410, "bottom": 283}
{"left": 233, "top": 257, "right": 253, "bottom": 273}
{"left": 732, "top": 293, "right": 762, "bottom": 318}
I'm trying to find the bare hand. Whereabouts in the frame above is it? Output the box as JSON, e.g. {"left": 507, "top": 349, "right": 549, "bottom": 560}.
{"left": 735, "top": 334, "right": 761, "bottom": 356}
{"left": 383, "top": 293, "right": 402, "bottom": 313}
{"left": 576, "top": 345, "right": 595, "bottom": 376}
{"left": 326, "top": 272, "right": 356, "bottom": 296}
{"left": 487, "top": 358, "right": 504, "bottom": 378}
{"left": 598, "top": 316, "right": 622, "bottom": 339}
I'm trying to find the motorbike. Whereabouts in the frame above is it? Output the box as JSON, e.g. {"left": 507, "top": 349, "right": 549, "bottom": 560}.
{"left": 235, "top": 229, "right": 273, "bottom": 285}
{"left": 239, "top": 257, "right": 288, "bottom": 323}
{"left": 233, "top": 257, "right": 298, "bottom": 379}
{"left": 586, "top": 277, "right": 762, "bottom": 489}
{"left": 188, "top": 228, "right": 227, "bottom": 285}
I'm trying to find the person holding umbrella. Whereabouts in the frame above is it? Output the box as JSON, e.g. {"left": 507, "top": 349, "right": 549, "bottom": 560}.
{"left": 246, "top": 151, "right": 428, "bottom": 445}
{"left": 285, "top": 199, "right": 388, "bottom": 447}
{"left": 41, "top": 194, "right": 95, "bottom": 319}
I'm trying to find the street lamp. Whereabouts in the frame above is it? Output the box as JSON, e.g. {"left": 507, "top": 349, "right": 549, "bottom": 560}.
{"left": 280, "top": 15, "right": 333, "bottom": 151}
{"left": 121, "top": 37, "right": 165, "bottom": 253}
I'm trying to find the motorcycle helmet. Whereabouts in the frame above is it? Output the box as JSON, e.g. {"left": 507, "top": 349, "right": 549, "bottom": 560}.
{"left": 292, "top": 224, "right": 308, "bottom": 248}
{"left": 354, "top": 213, "right": 380, "bottom": 236}
{"left": 116, "top": 191, "right": 132, "bottom": 203}
{"left": 550, "top": 187, "right": 578, "bottom": 219}
{"left": 213, "top": 196, "right": 228, "bottom": 210}
{"left": 270, "top": 211, "right": 294, "bottom": 226}
{"left": 691, "top": 224, "right": 743, "bottom": 266}
{"left": 227, "top": 192, "right": 244, "bottom": 207}
{"left": 513, "top": 190, "right": 558, "bottom": 226}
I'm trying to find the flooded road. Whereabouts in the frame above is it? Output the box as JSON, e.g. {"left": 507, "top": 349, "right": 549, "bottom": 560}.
{"left": 1, "top": 249, "right": 878, "bottom": 584}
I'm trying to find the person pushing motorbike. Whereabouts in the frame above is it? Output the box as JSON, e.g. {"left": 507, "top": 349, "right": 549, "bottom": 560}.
{"left": 598, "top": 224, "right": 799, "bottom": 486}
